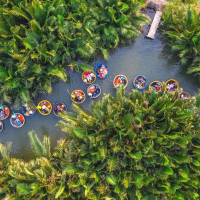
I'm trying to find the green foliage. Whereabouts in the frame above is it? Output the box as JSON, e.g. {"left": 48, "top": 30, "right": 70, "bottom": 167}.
{"left": 56, "top": 86, "right": 200, "bottom": 199}
{"left": 173, "top": 0, "right": 197, "bottom": 3}
{"left": 0, "top": 0, "right": 148, "bottom": 105}
{"left": 161, "top": 1, "right": 200, "bottom": 80}
{"left": 3, "top": 87, "right": 200, "bottom": 199}
{"left": 28, "top": 131, "right": 51, "bottom": 158}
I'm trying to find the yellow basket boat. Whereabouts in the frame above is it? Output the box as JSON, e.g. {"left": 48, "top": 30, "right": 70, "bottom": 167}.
{"left": 37, "top": 100, "right": 52, "bottom": 115}
{"left": 82, "top": 70, "right": 96, "bottom": 85}
{"left": 71, "top": 90, "right": 86, "bottom": 104}
{"left": 165, "top": 79, "right": 179, "bottom": 93}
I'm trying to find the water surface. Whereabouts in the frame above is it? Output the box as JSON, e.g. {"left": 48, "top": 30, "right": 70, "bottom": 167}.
{"left": 0, "top": 10, "right": 199, "bottom": 160}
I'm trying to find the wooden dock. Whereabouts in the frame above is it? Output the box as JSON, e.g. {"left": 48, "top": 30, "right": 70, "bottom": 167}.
{"left": 146, "top": 11, "right": 162, "bottom": 39}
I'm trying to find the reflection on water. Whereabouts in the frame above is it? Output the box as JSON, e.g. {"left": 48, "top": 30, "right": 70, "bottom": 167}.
{"left": 0, "top": 10, "right": 199, "bottom": 160}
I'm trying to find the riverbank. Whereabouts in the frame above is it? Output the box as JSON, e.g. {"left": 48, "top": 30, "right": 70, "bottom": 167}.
{"left": 145, "top": 0, "right": 167, "bottom": 11}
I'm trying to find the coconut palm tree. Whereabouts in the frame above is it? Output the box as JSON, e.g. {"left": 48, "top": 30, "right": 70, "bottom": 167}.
{"left": 161, "top": 1, "right": 200, "bottom": 81}
{"left": 1, "top": 87, "right": 200, "bottom": 199}
{"left": 57, "top": 85, "right": 200, "bottom": 199}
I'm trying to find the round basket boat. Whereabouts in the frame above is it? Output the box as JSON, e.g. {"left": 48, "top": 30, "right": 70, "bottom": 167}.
{"left": 179, "top": 92, "right": 190, "bottom": 100}
{"left": 71, "top": 90, "right": 86, "bottom": 104}
{"left": 10, "top": 113, "right": 25, "bottom": 128}
{"left": 87, "top": 84, "right": 101, "bottom": 99}
{"left": 133, "top": 75, "right": 148, "bottom": 90}
{"left": 149, "top": 81, "right": 163, "bottom": 92}
{"left": 95, "top": 63, "right": 109, "bottom": 79}
{"left": 53, "top": 102, "right": 67, "bottom": 116}
{"left": 0, "top": 121, "right": 3, "bottom": 132}
{"left": 113, "top": 75, "right": 128, "bottom": 89}
{"left": 22, "top": 104, "right": 36, "bottom": 117}
{"left": 82, "top": 70, "right": 96, "bottom": 84}
{"left": 165, "top": 79, "right": 179, "bottom": 93}
{"left": 0, "top": 105, "right": 10, "bottom": 120}
{"left": 37, "top": 100, "right": 52, "bottom": 115}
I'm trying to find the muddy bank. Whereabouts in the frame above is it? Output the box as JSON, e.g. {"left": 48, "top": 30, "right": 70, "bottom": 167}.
{"left": 145, "top": 0, "right": 167, "bottom": 11}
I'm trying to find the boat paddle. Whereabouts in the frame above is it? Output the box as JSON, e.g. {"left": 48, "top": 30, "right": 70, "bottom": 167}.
{"left": 66, "top": 89, "right": 70, "bottom": 95}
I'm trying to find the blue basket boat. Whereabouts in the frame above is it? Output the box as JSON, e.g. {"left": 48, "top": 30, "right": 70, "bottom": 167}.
{"left": 22, "top": 104, "right": 36, "bottom": 117}
{"left": 95, "top": 63, "right": 109, "bottom": 79}
{"left": 87, "top": 84, "right": 101, "bottom": 98}
{"left": 53, "top": 102, "right": 67, "bottom": 116}
{"left": 133, "top": 75, "right": 148, "bottom": 90}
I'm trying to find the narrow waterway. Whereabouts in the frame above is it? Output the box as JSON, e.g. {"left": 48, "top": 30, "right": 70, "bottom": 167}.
{"left": 0, "top": 10, "right": 199, "bottom": 160}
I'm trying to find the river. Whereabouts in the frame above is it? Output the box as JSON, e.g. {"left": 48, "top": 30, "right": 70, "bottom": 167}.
{"left": 0, "top": 10, "right": 199, "bottom": 160}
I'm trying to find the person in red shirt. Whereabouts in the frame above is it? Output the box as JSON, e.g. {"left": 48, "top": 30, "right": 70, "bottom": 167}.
{"left": 114, "top": 77, "right": 121, "bottom": 86}
{"left": 18, "top": 114, "right": 24, "bottom": 123}
{"left": 4, "top": 107, "right": 9, "bottom": 116}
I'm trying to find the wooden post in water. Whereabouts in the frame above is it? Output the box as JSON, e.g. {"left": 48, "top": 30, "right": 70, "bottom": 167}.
{"left": 146, "top": 11, "right": 162, "bottom": 39}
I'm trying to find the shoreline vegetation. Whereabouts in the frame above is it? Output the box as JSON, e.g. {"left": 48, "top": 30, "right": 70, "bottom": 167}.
{"left": 0, "top": 0, "right": 149, "bottom": 108}
{"left": 161, "top": 0, "right": 200, "bottom": 79}
{"left": 1, "top": 86, "right": 200, "bottom": 199}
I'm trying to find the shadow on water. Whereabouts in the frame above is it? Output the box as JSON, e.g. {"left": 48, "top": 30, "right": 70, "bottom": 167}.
{"left": 0, "top": 8, "right": 199, "bottom": 160}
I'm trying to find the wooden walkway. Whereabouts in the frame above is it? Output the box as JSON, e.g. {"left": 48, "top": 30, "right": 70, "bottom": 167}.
{"left": 146, "top": 11, "right": 162, "bottom": 39}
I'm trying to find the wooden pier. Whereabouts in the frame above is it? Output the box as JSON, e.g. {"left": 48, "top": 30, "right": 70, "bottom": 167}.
{"left": 146, "top": 11, "right": 162, "bottom": 39}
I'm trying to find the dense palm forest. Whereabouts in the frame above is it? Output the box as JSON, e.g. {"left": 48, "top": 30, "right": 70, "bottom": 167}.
{"left": 0, "top": 0, "right": 148, "bottom": 108}
{"left": 161, "top": 0, "right": 200, "bottom": 79}
{"left": 1, "top": 86, "right": 200, "bottom": 199}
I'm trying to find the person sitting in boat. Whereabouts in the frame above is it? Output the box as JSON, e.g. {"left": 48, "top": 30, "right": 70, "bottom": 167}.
{"left": 166, "top": 83, "right": 172, "bottom": 91}
{"left": 12, "top": 113, "right": 17, "bottom": 119}
{"left": 0, "top": 110, "right": 4, "bottom": 119}
{"left": 77, "top": 95, "right": 83, "bottom": 102}
{"left": 18, "top": 114, "right": 24, "bottom": 123}
{"left": 11, "top": 113, "right": 20, "bottom": 126}
{"left": 172, "top": 82, "right": 177, "bottom": 91}
{"left": 83, "top": 72, "right": 95, "bottom": 83}
{"left": 95, "top": 87, "right": 100, "bottom": 95}
{"left": 74, "top": 91, "right": 84, "bottom": 102}
{"left": 24, "top": 104, "right": 34, "bottom": 115}
{"left": 154, "top": 83, "right": 161, "bottom": 91}
{"left": 37, "top": 102, "right": 50, "bottom": 113}
{"left": 114, "top": 77, "right": 121, "bottom": 86}
{"left": 42, "top": 103, "right": 50, "bottom": 113}
{"left": 71, "top": 94, "right": 76, "bottom": 100}
{"left": 0, "top": 105, "right": 7, "bottom": 119}
{"left": 60, "top": 104, "right": 64, "bottom": 111}
{"left": 180, "top": 93, "right": 188, "bottom": 100}
{"left": 137, "top": 77, "right": 145, "bottom": 88}
{"left": 121, "top": 77, "right": 126, "bottom": 85}
{"left": 98, "top": 65, "right": 108, "bottom": 78}
{"left": 88, "top": 85, "right": 96, "bottom": 97}
{"left": 54, "top": 104, "right": 58, "bottom": 113}
{"left": 16, "top": 118, "right": 21, "bottom": 126}
{"left": 135, "top": 84, "right": 139, "bottom": 89}
{"left": 87, "top": 73, "right": 95, "bottom": 83}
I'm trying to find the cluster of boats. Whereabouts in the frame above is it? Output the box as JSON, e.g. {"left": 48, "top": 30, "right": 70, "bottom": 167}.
{"left": 0, "top": 101, "right": 67, "bottom": 131}
{"left": 0, "top": 63, "right": 190, "bottom": 132}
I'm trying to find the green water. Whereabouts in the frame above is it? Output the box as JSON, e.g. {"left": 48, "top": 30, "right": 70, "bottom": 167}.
{"left": 0, "top": 10, "right": 199, "bottom": 160}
